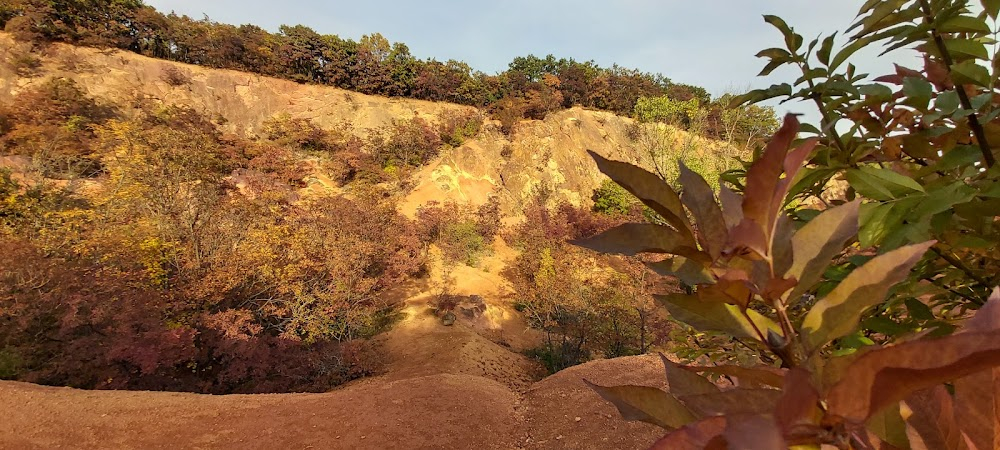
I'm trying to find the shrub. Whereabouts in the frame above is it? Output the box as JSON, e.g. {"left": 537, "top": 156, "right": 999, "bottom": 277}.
{"left": 591, "top": 179, "right": 636, "bottom": 216}
{"left": 437, "top": 110, "right": 482, "bottom": 147}
{"left": 160, "top": 65, "right": 191, "bottom": 86}
{"left": 368, "top": 117, "right": 442, "bottom": 168}
{"left": 633, "top": 95, "right": 699, "bottom": 126}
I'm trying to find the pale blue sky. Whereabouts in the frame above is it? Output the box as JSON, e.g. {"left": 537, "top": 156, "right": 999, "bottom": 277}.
{"left": 145, "top": 1, "right": 917, "bottom": 118}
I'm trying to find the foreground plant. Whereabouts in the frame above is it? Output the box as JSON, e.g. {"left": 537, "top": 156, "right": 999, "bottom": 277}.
{"left": 574, "top": 115, "right": 1000, "bottom": 449}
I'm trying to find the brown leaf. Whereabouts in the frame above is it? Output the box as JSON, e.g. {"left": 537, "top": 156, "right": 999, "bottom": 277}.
{"left": 774, "top": 368, "right": 822, "bottom": 435}
{"left": 587, "top": 150, "right": 694, "bottom": 242}
{"left": 736, "top": 114, "right": 817, "bottom": 260}
{"left": 679, "top": 162, "right": 728, "bottom": 260}
{"left": 903, "top": 386, "right": 968, "bottom": 450}
{"left": 771, "top": 214, "right": 796, "bottom": 278}
{"left": 661, "top": 353, "right": 720, "bottom": 397}
{"left": 800, "top": 241, "right": 935, "bottom": 354}
{"left": 826, "top": 329, "right": 1000, "bottom": 424}
{"left": 723, "top": 414, "right": 787, "bottom": 450}
{"left": 771, "top": 139, "right": 818, "bottom": 227}
{"left": 571, "top": 223, "right": 703, "bottom": 260}
{"left": 646, "top": 257, "right": 714, "bottom": 286}
{"left": 785, "top": 200, "right": 861, "bottom": 304}
{"left": 953, "top": 368, "right": 1000, "bottom": 450}
{"left": 742, "top": 114, "right": 799, "bottom": 235}
{"left": 678, "top": 388, "right": 784, "bottom": 418}
{"left": 681, "top": 365, "right": 786, "bottom": 389}
{"left": 584, "top": 381, "right": 696, "bottom": 430}
{"left": 719, "top": 184, "right": 744, "bottom": 229}
{"left": 649, "top": 416, "right": 728, "bottom": 450}
{"left": 700, "top": 270, "right": 753, "bottom": 308}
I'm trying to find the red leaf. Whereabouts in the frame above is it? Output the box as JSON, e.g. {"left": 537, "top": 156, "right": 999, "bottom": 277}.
{"left": 954, "top": 368, "right": 1000, "bottom": 450}
{"left": 681, "top": 365, "right": 786, "bottom": 389}
{"left": 903, "top": 386, "right": 968, "bottom": 450}
{"left": 729, "top": 114, "right": 816, "bottom": 260}
{"left": 724, "top": 414, "right": 787, "bottom": 450}
{"left": 826, "top": 329, "right": 1000, "bottom": 423}
{"left": 650, "top": 416, "right": 728, "bottom": 450}
{"left": 678, "top": 388, "right": 784, "bottom": 418}
{"left": 662, "top": 353, "right": 720, "bottom": 397}
{"left": 774, "top": 368, "right": 821, "bottom": 435}
{"left": 739, "top": 115, "right": 799, "bottom": 250}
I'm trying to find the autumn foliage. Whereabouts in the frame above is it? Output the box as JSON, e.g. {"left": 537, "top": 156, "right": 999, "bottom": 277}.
{"left": 0, "top": 81, "right": 432, "bottom": 393}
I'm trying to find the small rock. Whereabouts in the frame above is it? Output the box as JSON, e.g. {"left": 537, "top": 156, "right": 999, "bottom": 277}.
{"left": 574, "top": 417, "right": 581, "bottom": 422}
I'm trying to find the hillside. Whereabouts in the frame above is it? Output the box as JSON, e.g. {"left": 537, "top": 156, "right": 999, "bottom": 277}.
{"left": 0, "top": 33, "right": 724, "bottom": 449}
{"left": 0, "top": 33, "right": 730, "bottom": 216}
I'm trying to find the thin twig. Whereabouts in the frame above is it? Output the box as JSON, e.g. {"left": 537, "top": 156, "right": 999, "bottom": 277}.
{"left": 932, "top": 246, "right": 991, "bottom": 299}
{"left": 922, "top": 276, "right": 985, "bottom": 306}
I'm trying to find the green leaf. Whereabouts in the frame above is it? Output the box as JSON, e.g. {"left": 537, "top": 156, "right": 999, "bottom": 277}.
{"left": 939, "top": 15, "right": 991, "bottom": 33}
{"left": 934, "top": 90, "right": 961, "bottom": 115}
{"left": 584, "top": 382, "right": 696, "bottom": 430}
{"left": 951, "top": 60, "right": 992, "bottom": 88}
{"left": 763, "top": 15, "right": 792, "bottom": 38}
{"left": 757, "top": 59, "right": 787, "bottom": 77}
{"left": 756, "top": 47, "right": 792, "bottom": 60}
{"left": 944, "top": 39, "right": 989, "bottom": 61}
{"left": 785, "top": 201, "right": 861, "bottom": 303}
{"left": 571, "top": 223, "right": 702, "bottom": 259}
{"left": 800, "top": 241, "right": 935, "bottom": 354}
{"left": 844, "top": 166, "right": 925, "bottom": 201}
{"left": 679, "top": 163, "right": 727, "bottom": 260}
{"left": 818, "top": 34, "right": 837, "bottom": 66}
{"left": 831, "top": 36, "right": 875, "bottom": 72}
{"left": 902, "top": 77, "right": 933, "bottom": 110}
{"left": 918, "top": 145, "right": 982, "bottom": 176}
{"left": 859, "top": 83, "right": 893, "bottom": 100}
{"left": 787, "top": 167, "right": 837, "bottom": 199}
{"left": 984, "top": 0, "right": 1000, "bottom": 20}
{"left": 586, "top": 151, "right": 694, "bottom": 242}
{"left": 656, "top": 294, "right": 781, "bottom": 341}
{"left": 850, "top": 0, "right": 909, "bottom": 37}
{"left": 859, "top": 202, "right": 896, "bottom": 247}
{"left": 905, "top": 297, "right": 935, "bottom": 321}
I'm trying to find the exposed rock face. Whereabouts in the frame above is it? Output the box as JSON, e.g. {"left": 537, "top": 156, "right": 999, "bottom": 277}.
{"left": 0, "top": 33, "right": 697, "bottom": 217}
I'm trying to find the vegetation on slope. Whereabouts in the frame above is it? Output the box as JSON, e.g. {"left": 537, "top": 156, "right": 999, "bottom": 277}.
{"left": 0, "top": 0, "right": 775, "bottom": 143}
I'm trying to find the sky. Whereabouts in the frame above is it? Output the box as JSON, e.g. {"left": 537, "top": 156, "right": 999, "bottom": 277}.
{"left": 143, "top": 1, "right": 919, "bottom": 118}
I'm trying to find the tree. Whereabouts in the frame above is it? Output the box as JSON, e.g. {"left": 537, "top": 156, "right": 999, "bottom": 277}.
{"left": 576, "top": 115, "right": 1000, "bottom": 448}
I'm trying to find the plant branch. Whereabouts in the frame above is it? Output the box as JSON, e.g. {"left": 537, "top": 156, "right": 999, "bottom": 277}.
{"left": 741, "top": 306, "right": 769, "bottom": 345}
{"left": 919, "top": 0, "right": 996, "bottom": 168}
{"left": 932, "top": 246, "right": 992, "bottom": 293}
{"left": 922, "top": 276, "right": 985, "bottom": 307}
{"left": 800, "top": 59, "right": 849, "bottom": 153}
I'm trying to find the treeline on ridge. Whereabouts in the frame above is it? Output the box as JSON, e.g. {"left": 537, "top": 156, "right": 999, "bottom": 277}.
{"left": 0, "top": 0, "right": 765, "bottom": 141}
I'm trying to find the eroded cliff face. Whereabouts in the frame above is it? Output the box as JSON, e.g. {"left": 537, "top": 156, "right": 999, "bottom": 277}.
{"left": 1, "top": 33, "right": 703, "bottom": 217}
